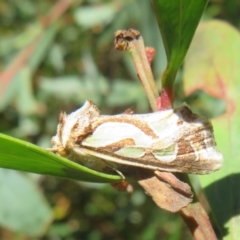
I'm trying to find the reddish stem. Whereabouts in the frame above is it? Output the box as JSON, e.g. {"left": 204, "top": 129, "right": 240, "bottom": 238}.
{"left": 160, "top": 87, "right": 174, "bottom": 110}
{"left": 157, "top": 87, "right": 174, "bottom": 111}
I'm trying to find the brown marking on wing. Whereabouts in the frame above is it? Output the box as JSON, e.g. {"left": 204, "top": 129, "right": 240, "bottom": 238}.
{"left": 65, "top": 124, "right": 94, "bottom": 149}
{"left": 98, "top": 138, "right": 136, "bottom": 152}
{"left": 173, "top": 120, "right": 217, "bottom": 169}
{"left": 189, "top": 121, "right": 215, "bottom": 149}
{"left": 92, "top": 116, "right": 159, "bottom": 139}
{"left": 74, "top": 125, "right": 93, "bottom": 143}
{"left": 177, "top": 139, "right": 196, "bottom": 157}
{"left": 177, "top": 126, "right": 209, "bottom": 156}
{"left": 83, "top": 143, "right": 217, "bottom": 174}
{"left": 58, "top": 112, "right": 66, "bottom": 143}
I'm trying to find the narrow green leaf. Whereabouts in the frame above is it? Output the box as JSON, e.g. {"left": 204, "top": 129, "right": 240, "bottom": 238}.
{"left": 152, "top": 0, "right": 208, "bottom": 87}
{"left": 0, "top": 133, "right": 121, "bottom": 183}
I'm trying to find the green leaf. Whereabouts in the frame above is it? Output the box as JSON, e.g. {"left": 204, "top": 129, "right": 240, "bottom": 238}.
{"left": 0, "top": 169, "right": 52, "bottom": 236}
{"left": 152, "top": 0, "right": 208, "bottom": 87}
{"left": 184, "top": 20, "right": 240, "bottom": 239}
{"left": 0, "top": 133, "right": 121, "bottom": 183}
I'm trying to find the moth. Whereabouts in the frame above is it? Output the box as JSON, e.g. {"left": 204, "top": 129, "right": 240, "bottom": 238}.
{"left": 50, "top": 100, "right": 223, "bottom": 175}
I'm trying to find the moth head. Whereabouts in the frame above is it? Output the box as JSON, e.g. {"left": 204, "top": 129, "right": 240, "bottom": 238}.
{"left": 52, "top": 100, "right": 100, "bottom": 149}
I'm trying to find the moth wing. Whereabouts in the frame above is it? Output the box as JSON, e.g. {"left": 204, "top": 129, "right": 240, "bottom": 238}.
{"left": 79, "top": 105, "right": 223, "bottom": 174}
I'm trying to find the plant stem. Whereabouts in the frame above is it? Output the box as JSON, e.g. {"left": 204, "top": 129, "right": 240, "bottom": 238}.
{"left": 115, "top": 29, "right": 159, "bottom": 112}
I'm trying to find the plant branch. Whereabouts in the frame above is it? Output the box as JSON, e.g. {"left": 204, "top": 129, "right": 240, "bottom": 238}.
{"left": 115, "top": 29, "right": 159, "bottom": 112}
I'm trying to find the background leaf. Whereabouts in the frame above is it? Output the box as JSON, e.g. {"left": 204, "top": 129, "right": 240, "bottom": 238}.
{"left": 1, "top": 0, "right": 240, "bottom": 238}
{"left": 152, "top": 0, "right": 208, "bottom": 87}
{"left": 184, "top": 20, "right": 240, "bottom": 239}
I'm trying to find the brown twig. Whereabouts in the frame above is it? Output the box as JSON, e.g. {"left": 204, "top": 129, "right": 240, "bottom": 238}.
{"left": 115, "top": 29, "right": 159, "bottom": 111}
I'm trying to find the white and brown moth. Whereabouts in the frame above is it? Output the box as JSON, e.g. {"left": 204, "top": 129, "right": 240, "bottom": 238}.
{"left": 50, "top": 100, "right": 223, "bottom": 175}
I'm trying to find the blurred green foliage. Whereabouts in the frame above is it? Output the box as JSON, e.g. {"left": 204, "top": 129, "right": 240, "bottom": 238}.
{"left": 0, "top": 0, "right": 240, "bottom": 239}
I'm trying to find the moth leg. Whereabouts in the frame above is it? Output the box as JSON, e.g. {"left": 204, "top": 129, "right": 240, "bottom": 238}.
{"left": 101, "top": 159, "right": 125, "bottom": 181}
{"left": 46, "top": 147, "right": 58, "bottom": 152}
{"left": 46, "top": 146, "right": 69, "bottom": 157}
{"left": 111, "top": 181, "right": 133, "bottom": 194}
